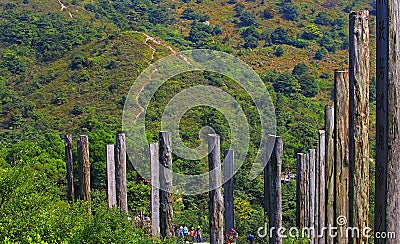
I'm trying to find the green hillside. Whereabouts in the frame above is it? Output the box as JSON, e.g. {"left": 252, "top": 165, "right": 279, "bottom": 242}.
{"left": 0, "top": 0, "right": 376, "bottom": 243}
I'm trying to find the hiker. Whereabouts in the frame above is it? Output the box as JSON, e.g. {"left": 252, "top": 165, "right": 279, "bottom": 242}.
{"left": 196, "top": 226, "right": 203, "bottom": 242}
{"left": 189, "top": 227, "right": 196, "bottom": 241}
{"left": 246, "top": 232, "right": 255, "bottom": 244}
{"left": 178, "top": 226, "right": 184, "bottom": 238}
{"left": 230, "top": 228, "right": 237, "bottom": 243}
{"left": 183, "top": 225, "right": 189, "bottom": 240}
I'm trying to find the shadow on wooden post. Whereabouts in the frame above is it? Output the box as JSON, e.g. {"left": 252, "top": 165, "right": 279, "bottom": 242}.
{"left": 116, "top": 133, "right": 128, "bottom": 213}
{"left": 208, "top": 134, "right": 224, "bottom": 244}
{"left": 159, "top": 132, "right": 174, "bottom": 238}
{"left": 65, "top": 135, "right": 74, "bottom": 203}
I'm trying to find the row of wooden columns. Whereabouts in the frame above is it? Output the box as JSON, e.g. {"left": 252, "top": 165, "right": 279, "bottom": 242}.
{"left": 64, "top": 133, "right": 128, "bottom": 213}
{"left": 295, "top": 9, "right": 396, "bottom": 243}
{"left": 106, "top": 133, "right": 128, "bottom": 213}
{"left": 148, "top": 133, "right": 284, "bottom": 244}
{"left": 65, "top": 135, "right": 91, "bottom": 203}
{"left": 296, "top": 10, "right": 369, "bottom": 243}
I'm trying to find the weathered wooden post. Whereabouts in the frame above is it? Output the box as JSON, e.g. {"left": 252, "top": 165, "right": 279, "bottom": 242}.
{"left": 317, "top": 130, "right": 326, "bottom": 244}
{"left": 150, "top": 143, "right": 160, "bottom": 238}
{"left": 208, "top": 134, "right": 224, "bottom": 244}
{"left": 315, "top": 143, "right": 320, "bottom": 241}
{"left": 375, "top": 0, "right": 400, "bottom": 243}
{"left": 159, "top": 132, "right": 174, "bottom": 237}
{"left": 224, "top": 149, "right": 234, "bottom": 233}
{"left": 265, "top": 136, "right": 283, "bottom": 244}
{"left": 65, "top": 135, "right": 74, "bottom": 203}
{"left": 334, "top": 70, "right": 350, "bottom": 244}
{"left": 106, "top": 144, "right": 116, "bottom": 208}
{"left": 296, "top": 153, "right": 305, "bottom": 229}
{"left": 349, "top": 11, "right": 370, "bottom": 244}
{"left": 78, "top": 135, "right": 90, "bottom": 202}
{"left": 304, "top": 152, "right": 310, "bottom": 228}
{"left": 325, "top": 106, "right": 335, "bottom": 244}
{"left": 116, "top": 133, "right": 128, "bottom": 213}
{"left": 309, "top": 149, "right": 316, "bottom": 242}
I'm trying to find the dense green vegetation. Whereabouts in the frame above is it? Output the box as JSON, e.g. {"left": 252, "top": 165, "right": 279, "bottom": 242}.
{"left": 0, "top": 0, "right": 377, "bottom": 243}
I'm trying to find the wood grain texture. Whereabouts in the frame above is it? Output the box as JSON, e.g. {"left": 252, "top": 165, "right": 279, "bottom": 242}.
{"left": 265, "top": 136, "right": 283, "bottom": 244}
{"left": 386, "top": 0, "right": 400, "bottom": 241}
{"left": 78, "top": 135, "right": 90, "bottom": 202}
{"left": 159, "top": 132, "right": 174, "bottom": 237}
{"left": 309, "top": 149, "right": 316, "bottom": 243}
{"left": 375, "top": 1, "right": 400, "bottom": 243}
{"left": 116, "top": 133, "right": 128, "bottom": 213}
{"left": 224, "top": 149, "right": 234, "bottom": 233}
{"left": 325, "top": 106, "right": 335, "bottom": 244}
{"left": 208, "top": 134, "right": 224, "bottom": 244}
{"left": 150, "top": 143, "right": 160, "bottom": 238}
{"left": 296, "top": 153, "right": 305, "bottom": 229}
{"left": 65, "top": 135, "right": 74, "bottom": 203}
{"left": 349, "top": 11, "right": 370, "bottom": 244}
{"left": 106, "top": 144, "right": 116, "bottom": 208}
{"left": 334, "top": 70, "right": 350, "bottom": 244}
{"left": 317, "top": 130, "right": 326, "bottom": 244}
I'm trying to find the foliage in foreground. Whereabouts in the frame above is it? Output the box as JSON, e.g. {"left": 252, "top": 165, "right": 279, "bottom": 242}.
{"left": 0, "top": 162, "right": 174, "bottom": 244}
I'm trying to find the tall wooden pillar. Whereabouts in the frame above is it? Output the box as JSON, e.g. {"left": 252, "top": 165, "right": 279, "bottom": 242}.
{"left": 317, "top": 130, "right": 326, "bottom": 244}
{"left": 208, "top": 134, "right": 224, "bottom": 244}
{"left": 65, "top": 135, "right": 74, "bottom": 203}
{"left": 78, "top": 135, "right": 90, "bottom": 202}
{"left": 325, "top": 106, "right": 335, "bottom": 244}
{"left": 150, "top": 143, "right": 160, "bottom": 237}
{"left": 265, "top": 136, "right": 283, "bottom": 244}
{"left": 349, "top": 11, "right": 370, "bottom": 244}
{"left": 375, "top": 0, "right": 400, "bottom": 243}
{"left": 296, "top": 153, "right": 306, "bottom": 229}
{"left": 224, "top": 149, "right": 234, "bottom": 233}
{"left": 309, "top": 149, "right": 316, "bottom": 243}
{"left": 116, "top": 133, "right": 128, "bottom": 213}
{"left": 106, "top": 144, "right": 116, "bottom": 208}
{"left": 159, "top": 132, "right": 174, "bottom": 237}
{"left": 334, "top": 70, "right": 350, "bottom": 244}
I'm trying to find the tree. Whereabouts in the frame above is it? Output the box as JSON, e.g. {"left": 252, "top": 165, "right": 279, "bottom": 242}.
{"left": 301, "top": 24, "right": 323, "bottom": 40}
{"left": 280, "top": 4, "right": 299, "bottom": 21}
{"left": 244, "top": 35, "right": 258, "bottom": 48}
{"left": 315, "top": 47, "right": 328, "bottom": 60}
{"left": 240, "top": 11, "right": 258, "bottom": 26}
{"left": 314, "top": 11, "right": 333, "bottom": 26}
{"left": 274, "top": 45, "right": 284, "bottom": 56}
{"left": 273, "top": 72, "right": 300, "bottom": 95}
{"left": 263, "top": 8, "right": 274, "bottom": 19}
{"left": 271, "top": 27, "right": 289, "bottom": 44}
{"left": 292, "top": 63, "right": 308, "bottom": 77}
{"left": 298, "top": 74, "right": 319, "bottom": 97}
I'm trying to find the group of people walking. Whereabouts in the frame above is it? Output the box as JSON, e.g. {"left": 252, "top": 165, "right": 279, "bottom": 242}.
{"left": 173, "top": 225, "right": 255, "bottom": 243}
{"left": 175, "top": 225, "right": 203, "bottom": 243}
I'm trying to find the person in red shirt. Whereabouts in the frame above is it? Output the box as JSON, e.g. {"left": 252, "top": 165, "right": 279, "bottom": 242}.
{"left": 189, "top": 227, "right": 196, "bottom": 241}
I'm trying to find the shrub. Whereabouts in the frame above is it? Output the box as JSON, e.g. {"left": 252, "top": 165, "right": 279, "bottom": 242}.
{"left": 263, "top": 8, "right": 274, "bottom": 19}
{"left": 314, "top": 11, "right": 333, "bottom": 25}
{"left": 274, "top": 45, "right": 284, "bottom": 56}
{"left": 302, "top": 24, "right": 323, "bottom": 40}
{"left": 273, "top": 72, "right": 300, "bottom": 95}
{"left": 271, "top": 27, "right": 289, "bottom": 44}
{"left": 240, "top": 11, "right": 258, "bottom": 26}
{"left": 292, "top": 63, "right": 309, "bottom": 77}
{"left": 298, "top": 74, "right": 319, "bottom": 97}
{"left": 280, "top": 4, "right": 299, "bottom": 21}
{"left": 315, "top": 47, "right": 328, "bottom": 60}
